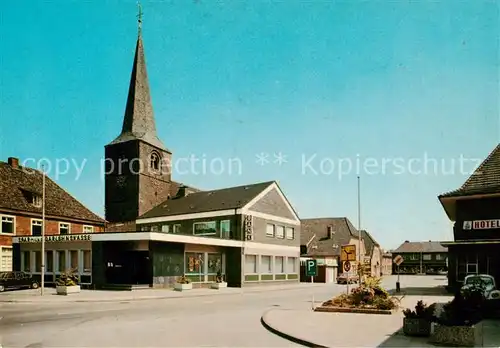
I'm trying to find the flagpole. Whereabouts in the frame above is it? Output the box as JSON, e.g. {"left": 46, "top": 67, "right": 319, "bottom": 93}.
{"left": 357, "top": 176, "right": 361, "bottom": 285}
{"left": 41, "top": 165, "right": 46, "bottom": 296}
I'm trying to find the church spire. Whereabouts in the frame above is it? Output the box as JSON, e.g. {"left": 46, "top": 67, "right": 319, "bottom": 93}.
{"left": 108, "top": 2, "right": 168, "bottom": 151}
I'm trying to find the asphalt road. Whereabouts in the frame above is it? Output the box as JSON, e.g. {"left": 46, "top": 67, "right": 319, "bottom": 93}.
{"left": 0, "top": 276, "right": 446, "bottom": 347}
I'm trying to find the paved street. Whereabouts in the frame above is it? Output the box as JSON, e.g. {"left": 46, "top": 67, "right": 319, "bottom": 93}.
{"left": 0, "top": 276, "right": 445, "bottom": 347}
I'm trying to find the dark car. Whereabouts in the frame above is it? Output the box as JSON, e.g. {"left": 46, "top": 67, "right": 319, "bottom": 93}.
{"left": 0, "top": 271, "right": 39, "bottom": 292}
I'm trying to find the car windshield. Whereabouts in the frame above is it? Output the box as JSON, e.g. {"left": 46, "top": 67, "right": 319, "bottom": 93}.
{"left": 465, "top": 276, "right": 494, "bottom": 287}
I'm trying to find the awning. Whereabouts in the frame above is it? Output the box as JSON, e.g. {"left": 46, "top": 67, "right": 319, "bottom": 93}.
{"left": 441, "top": 239, "right": 500, "bottom": 246}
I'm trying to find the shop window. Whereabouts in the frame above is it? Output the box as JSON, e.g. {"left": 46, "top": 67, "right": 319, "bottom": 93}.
{"left": 46, "top": 251, "right": 53, "bottom": 272}
{"left": 58, "top": 251, "right": 66, "bottom": 272}
{"left": 261, "top": 255, "right": 272, "bottom": 273}
{"left": 245, "top": 255, "right": 257, "bottom": 274}
{"left": 70, "top": 250, "right": 78, "bottom": 270}
{"left": 220, "top": 220, "right": 231, "bottom": 239}
{"left": 275, "top": 256, "right": 285, "bottom": 273}
{"left": 34, "top": 251, "right": 41, "bottom": 272}
{"left": 287, "top": 257, "right": 297, "bottom": 273}
{"left": 22, "top": 251, "right": 31, "bottom": 272}
{"left": 185, "top": 252, "right": 204, "bottom": 274}
{"left": 83, "top": 251, "right": 91, "bottom": 273}
{"left": 207, "top": 253, "right": 222, "bottom": 274}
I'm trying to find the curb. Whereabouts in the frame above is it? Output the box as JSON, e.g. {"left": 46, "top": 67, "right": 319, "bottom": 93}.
{"left": 0, "top": 283, "right": 327, "bottom": 304}
{"left": 260, "top": 308, "right": 328, "bottom": 348}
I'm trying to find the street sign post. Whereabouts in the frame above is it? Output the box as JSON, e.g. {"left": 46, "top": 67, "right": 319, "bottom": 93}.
{"left": 306, "top": 259, "right": 317, "bottom": 281}
{"left": 393, "top": 254, "right": 404, "bottom": 293}
{"left": 343, "top": 261, "right": 351, "bottom": 272}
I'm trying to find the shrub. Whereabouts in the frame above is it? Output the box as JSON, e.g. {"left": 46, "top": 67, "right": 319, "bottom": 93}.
{"left": 436, "top": 286, "right": 485, "bottom": 326}
{"left": 215, "top": 272, "right": 224, "bottom": 283}
{"left": 56, "top": 268, "right": 78, "bottom": 287}
{"left": 177, "top": 275, "right": 191, "bottom": 284}
{"left": 373, "top": 296, "right": 399, "bottom": 310}
{"left": 403, "top": 300, "right": 436, "bottom": 320}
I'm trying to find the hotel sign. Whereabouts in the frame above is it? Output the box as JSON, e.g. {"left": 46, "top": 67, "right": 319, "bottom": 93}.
{"left": 13, "top": 234, "right": 92, "bottom": 243}
{"left": 463, "top": 220, "right": 500, "bottom": 230}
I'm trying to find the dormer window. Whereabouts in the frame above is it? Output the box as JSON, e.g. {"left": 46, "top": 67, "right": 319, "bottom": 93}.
{"left": 150, "top": 152, "right": 160, "bottom": 171}
{"left": 327, "top": 226, "right": 335, "bottom": 239}
{"left": 32, "top": 195, "right": 42, "bottom": 208}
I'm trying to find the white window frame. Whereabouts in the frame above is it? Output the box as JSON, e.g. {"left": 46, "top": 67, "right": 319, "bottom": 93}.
{"left": 245, "top": 254, "right": 257, "bottom": 274}
{"left": 286, "top": 227, "right": 294, "bottom": 240}
{"left": 275, "top": 256, "right": 285, "bottom": 274}
{"left": 409, "top": 254, "right": 418, "bottom": 261}
{"left": 150, "top": 225, "right": 159, "bottom": 232}
{"left": 276, "top": 225, "right": 285, "bottom": 239}
{"left": 161, "top": 224, "right": 170, "bottom": 233}
{"left": 266, "top": 224, "right": 275, "bottom": 237}
{"left": 0, "top": 246, "right": 13, "bottom": 272}
{"left": 32, "top": 195, "right": 42, "bottom": 208}
{"left": 0, "top": 215, "right": 16, "bottom": 235}
{"left": 31, "top": 219, "right": 43, "bottom": 236}
{"left": 261, "top": 255, "right": 272, "bottom": 274}
{"left": 82, "top": 250, "right": 92, "bottom": 273}
{"left": 173, "top": 224, "right": 181, "bottom": 234}
{"left": 193, "top": 221, "right": 217, "bottom": 236}
{"left": 423, "top": 254, "right": 431, "bottom": 261}
{"left": 83, "top": 225, "right": 94, "bottom": 233}
{"left": 59, "top": 222, "right": 71, "bottom": 235}
{"left": 466, "top": 254, "right": 478, "bottom": 274}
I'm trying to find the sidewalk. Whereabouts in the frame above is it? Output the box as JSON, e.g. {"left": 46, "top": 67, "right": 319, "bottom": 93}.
{"left": 0, "top": 282, "right": 328, "bottom": 303}
{"left": 261, "top": 295, "right": 462, "bottom": 347}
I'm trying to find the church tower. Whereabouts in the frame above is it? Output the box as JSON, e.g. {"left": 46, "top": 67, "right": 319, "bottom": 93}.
{"left": 104, "top": 8, "right": 172, "bottom": 227}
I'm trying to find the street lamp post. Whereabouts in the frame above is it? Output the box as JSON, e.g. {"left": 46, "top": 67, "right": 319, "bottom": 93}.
{"left": 41, "top": 165, "right": 46, "bottom": 296}
{"left": 357, "top": 176, "right": 362, "bottom": 286}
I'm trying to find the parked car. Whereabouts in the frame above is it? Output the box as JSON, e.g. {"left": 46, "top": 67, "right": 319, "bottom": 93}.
{"left": 337, "top": 273, "right": 359, "bottom": 284}
{"left": 0, "top": 271, "right": 39, "bottom": 292}
{"left": 461, "top": 274, "right": 500, "bottom": 300}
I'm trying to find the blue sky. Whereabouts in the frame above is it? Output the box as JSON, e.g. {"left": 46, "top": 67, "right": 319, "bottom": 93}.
{"left": 1, "top": 0, "right": 498, "bottom": 249}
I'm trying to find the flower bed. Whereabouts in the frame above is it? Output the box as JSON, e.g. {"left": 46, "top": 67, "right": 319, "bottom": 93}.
{"left": 315, "top": 277, "right": 399, "bottom": 314}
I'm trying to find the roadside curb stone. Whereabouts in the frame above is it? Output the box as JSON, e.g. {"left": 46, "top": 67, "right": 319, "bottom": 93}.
{"left": 261, "top": 308, "right": 328, "bottom": 348}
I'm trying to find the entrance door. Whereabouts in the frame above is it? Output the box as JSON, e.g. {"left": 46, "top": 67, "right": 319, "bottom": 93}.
{"left": 130, "top": 251, "right": 151, "bottom": 285}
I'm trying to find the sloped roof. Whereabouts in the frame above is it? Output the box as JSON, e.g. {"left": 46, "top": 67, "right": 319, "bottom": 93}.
{"left": 138, "top": 181, "right": 274, "bottom": 219}
{"left": 393, "top": 241, "right": 447, "bottom": 254}
{"left": 0, "top": 160, "right": 104, "bottom": 223}
{"left": 300, "top": 217, "right": 359, "bottom": 257}
{"left": 361, "top": 230, "right": 380, "bottom": 257}
{"left": 439, "top": 143, "right": 500, "bottom": 198}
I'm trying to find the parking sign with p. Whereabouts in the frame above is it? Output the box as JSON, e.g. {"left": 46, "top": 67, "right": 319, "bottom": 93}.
{"left": 306, "top": 259, "right": 317, "bottom": 277}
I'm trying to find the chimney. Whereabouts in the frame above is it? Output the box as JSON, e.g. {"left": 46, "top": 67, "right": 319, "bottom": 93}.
{"left": 175, "top": 185, "right": 187, "bottom": 198}
{"left": 8, "top": 157, "right": 19, "bottom": 169}
{"left": 404, "top": 240, "right": 409, "bottom": 243}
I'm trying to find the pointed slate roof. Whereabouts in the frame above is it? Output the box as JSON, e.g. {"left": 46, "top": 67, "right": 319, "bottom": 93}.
{"left": 439, "top": 143, "right": 500, "bottom": 198}
{"left": 107, "top": 33, "right": 168, "bottom": 152}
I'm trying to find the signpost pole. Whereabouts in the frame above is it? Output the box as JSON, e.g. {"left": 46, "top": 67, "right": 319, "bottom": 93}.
{"left": 396, "top": 264, "right": 400, "bottom": 293}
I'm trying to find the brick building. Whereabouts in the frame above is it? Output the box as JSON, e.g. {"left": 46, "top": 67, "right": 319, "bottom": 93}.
{"left": 0, "top": 157, "right": 104, "bottom": 273}
{"left": 439, "top": 143, "right": 500, "bottom": 291}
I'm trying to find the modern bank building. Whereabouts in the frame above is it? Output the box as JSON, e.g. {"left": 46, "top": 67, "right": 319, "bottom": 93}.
{"left": 7, "top": 22, "right": 301, "bottom": 290}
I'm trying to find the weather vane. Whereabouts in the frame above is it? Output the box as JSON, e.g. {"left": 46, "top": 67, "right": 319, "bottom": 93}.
{"left": 137, "top": 1, "right": 143, "bottom": 34}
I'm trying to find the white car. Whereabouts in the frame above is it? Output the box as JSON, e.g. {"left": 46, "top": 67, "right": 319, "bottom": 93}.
{"left": 461, "top": 274, "right": 500, "bottom": 300}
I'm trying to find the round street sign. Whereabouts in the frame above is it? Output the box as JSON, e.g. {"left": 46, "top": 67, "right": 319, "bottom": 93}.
{"left": 343, "top": 261, "right": 351, "bottom": 272}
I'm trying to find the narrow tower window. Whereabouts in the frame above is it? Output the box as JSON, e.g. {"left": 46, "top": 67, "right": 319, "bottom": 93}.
{"left": 150, "top": 152, "right": 160, "bottom": 171}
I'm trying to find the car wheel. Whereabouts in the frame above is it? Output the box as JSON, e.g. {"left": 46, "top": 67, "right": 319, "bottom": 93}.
{"left": 31, "top": 282, "right": 39, "bottom": 289}
{"left": 0, "top": 285, "right": 4, "bottom": 292}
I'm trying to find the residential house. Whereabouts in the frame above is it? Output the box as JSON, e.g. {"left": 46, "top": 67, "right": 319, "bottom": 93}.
{"left": 381, "top": 251, "right": 392, "bottom": 276}
{"left": 391, "top": 240, "right": 448, "bottom": 274}
{"left": 0, "top": 157, "right": 105, "bottom": 276}
{"left": 300, "top": 217, "right": 366, "bottom": 282}
{"left": 360, "top": 230, "right": 383, "bottom": 277}
{"left": 439, "top": 143, "right": 500, "bottom": 291}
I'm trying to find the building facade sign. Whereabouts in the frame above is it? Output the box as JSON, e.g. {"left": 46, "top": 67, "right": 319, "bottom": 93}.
{"left": 14, "top": 234, "right": 92, "bottom": 243}
{"left": 463, "top": 220, "right": 500, "bottom": 230}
